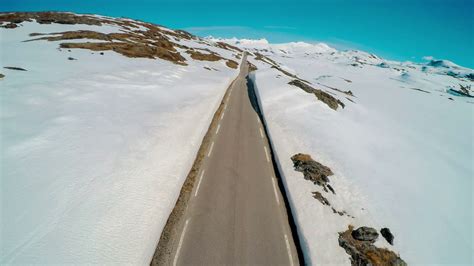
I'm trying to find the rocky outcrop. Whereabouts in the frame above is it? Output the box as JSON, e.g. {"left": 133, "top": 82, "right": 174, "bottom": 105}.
{"left": 4, "top": 66, "right": 27, "bottom": 71}
{"left": 312, "top": 191, "right": 330, "bottom": 206}
{"left": 291, "top": 153, "right": 334, "bottom": 192}
{"left": 292, "top": 153, "right": 354, "bottom": 216}
{"left": 351, "top": 226, "right": 379, "bottom": 243}
{"left": 381, "top": 228, "right": 394, "bottom": 245}
{"left": 288, "top": 79, "right": 344, "bottom": 110}
{"left": 339, "top": 225, "right": 406, "bottom": 266}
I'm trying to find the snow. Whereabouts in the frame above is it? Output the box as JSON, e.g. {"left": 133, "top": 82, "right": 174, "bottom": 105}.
{"left": 1, "top": 21, "right": 238, "bottom": 264}
{"left": 242, "top": 40, "right": 473, "bottom": 264}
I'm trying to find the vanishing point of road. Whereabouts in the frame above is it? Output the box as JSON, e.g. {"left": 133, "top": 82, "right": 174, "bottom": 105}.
{"left": 157, "top": 54, "right": 300, "bottom": 265}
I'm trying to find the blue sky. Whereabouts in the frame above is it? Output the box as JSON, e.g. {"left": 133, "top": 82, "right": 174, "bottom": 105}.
{"left": 2, "top": 0, "right": 473, "bottom": 68}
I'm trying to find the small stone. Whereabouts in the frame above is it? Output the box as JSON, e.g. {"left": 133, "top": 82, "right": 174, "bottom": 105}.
{"left": 381, "top": 228, "right": 394, "bottom": 245}
{"left": 351, "top": 226, "right": 379, "bottom": 242}
{"left": 68, "top": 57, "right": 77, "bottom": 60}
{"left": 100, "top": 52, "right": 104, "bottom": 55}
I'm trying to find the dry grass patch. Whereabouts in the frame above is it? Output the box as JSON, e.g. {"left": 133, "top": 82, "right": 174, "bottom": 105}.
{"left": 226, "top": 60, "right": 238, "bottom": 69}
{"left": 186, "top": 50, "right": 222, "bottom": 61}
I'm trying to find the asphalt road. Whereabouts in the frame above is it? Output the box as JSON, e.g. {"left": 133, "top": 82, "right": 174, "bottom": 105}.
{"left": 172, "top": 55, "right": 299, "bottom": 265}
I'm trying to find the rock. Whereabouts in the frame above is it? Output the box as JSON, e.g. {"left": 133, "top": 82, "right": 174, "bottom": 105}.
{"left": 3, "top": 23, "right": 18, "bottom": 29}
{"left": 0, "top": 73, "right": 4, "bottom": 79}
{"left": 68, "top": 57, "right": 77, "bottom": 60}
{"left": 100, "top": 52, "right": 104, "bottom": 55}
{"left": 327, "top": 184, "right": 335, "bottom": 194}
{"left": 291, "top": 153, "right": 334, "bottom": 192}
{"left": 339, "top": 225, "right": 407, "bottom": 266}
{"left": 288, "top": 79, "right": 344, "bottom": 110}
{"left": 351, "top": 226, "right": 379, "bottom": 243}
{"left": 312, "top": 191, "right": 330, "bottom": 206}
{"left": 4, "top": 66, "right": 27, "bottom": 71}
{"left": 381, "top": 228, "right": 394, "bottom": 245}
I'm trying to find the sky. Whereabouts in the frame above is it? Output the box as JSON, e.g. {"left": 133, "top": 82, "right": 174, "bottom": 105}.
{"left": 2, "top": 0, "right": 473, "bottom": 68}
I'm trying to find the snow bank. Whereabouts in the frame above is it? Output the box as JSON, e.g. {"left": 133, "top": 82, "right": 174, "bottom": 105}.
{"left": 247, "top": 41, "right": 473, "bottom": 264}
{"left": 1, "top": 21, "right": 238, "bottom": 264}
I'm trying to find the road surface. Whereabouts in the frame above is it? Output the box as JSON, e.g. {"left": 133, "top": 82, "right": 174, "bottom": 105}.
{"left": 171, "top": 54, "right": 299, "bottom": 265}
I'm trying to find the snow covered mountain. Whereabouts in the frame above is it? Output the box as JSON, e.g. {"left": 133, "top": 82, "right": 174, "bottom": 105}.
{"left": 215, "top": 38, "right": 473, "bottom": 264}
{"left": 0, "top": 12, "right": 242, "bottom": 264}
{"left": 1, "top": 11, "right": 472, "bottom": 265}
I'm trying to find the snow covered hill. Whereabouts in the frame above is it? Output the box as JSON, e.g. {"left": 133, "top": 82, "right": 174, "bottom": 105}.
{"left": 1, "top": 11, "right": 472, "bottom": 265}
{"left": 0, "top": 12, "right": 242, "bottom": 264}
{"left": 215, "top": 38, "right": 473, "bottom": 264}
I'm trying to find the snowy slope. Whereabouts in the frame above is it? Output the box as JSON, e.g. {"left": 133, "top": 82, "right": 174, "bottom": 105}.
{"left": 218, "top": 38, "right": 473, "bottom": 264}
{"left": 0, "top": 13, "right": 241, "bottom": 264}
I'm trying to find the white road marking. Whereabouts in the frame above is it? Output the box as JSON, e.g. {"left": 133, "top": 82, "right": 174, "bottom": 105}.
{"left": 220, "top": 111, "right": 225, "bottom": 120}
{"left": 195, "top": 170, "right": 206, "bottom": 197}
{"left": 173, "top": 219, "right": 190, "bottom": 266}
{"left": 264, "top": 146, "right": 270, "bottom": 162}
{"left": 256, "top": 116, "right": 261, "bottom": 124}
{"left": 208, "top": 141, "right": 214, "bottom": 157}
{"left": 271, "top": 178, "right": 280, "bottom": 205}
{"left": 216, "top": 124, "right": 221, "bottom": 134}
{"left": 259, "top": 128, "right": 264, "bottom": 138}
{"left": 284, "top": 234, "right": 295, "bottom": 266}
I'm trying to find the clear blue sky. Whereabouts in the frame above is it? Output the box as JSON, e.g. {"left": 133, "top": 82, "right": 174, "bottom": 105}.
{"left": 2, "top": 0, "right": 473, "bottom": 68}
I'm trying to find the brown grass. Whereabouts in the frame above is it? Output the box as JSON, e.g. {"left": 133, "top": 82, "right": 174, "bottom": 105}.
{"left": 248, "top": 62, "right": 258, "bottom": 72}
{"left": 60, "top": 42, "right": 186, "bottom": 64}
{"left": 3, "top": 12, "right": 239, "bottom": 68}
{"left": 226, "top": 60, "right": 238, "bottom": 69}
{"left": 0, "top": 12, "right": 103, "bottom": 26}
{"left": 186, "top": 50, "right": 222, "bottom": 61}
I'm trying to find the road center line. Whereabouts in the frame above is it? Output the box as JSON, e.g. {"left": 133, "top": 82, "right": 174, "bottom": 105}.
{"left": 216, "top": 124, "right": 221, "bottom": 134}
{"left": 271, "top": 178, "right": 280, "bottom": 205}
{"left": 259, "top": 128, "right": 264, "bottom": 138}
{"left": 173, "top": 218, "right": 190, "bottom": 266}
{"left": 284, "top": 234, "right": 295, "bottom": 266}
{"left": 208, "top": 141, "right": 214, "bottom": 157}
{"left": 264, "top": 146, "right": 270, "bottom": 162}
{"left": 195, "top": 170, "right": 206, "bottom": 197}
